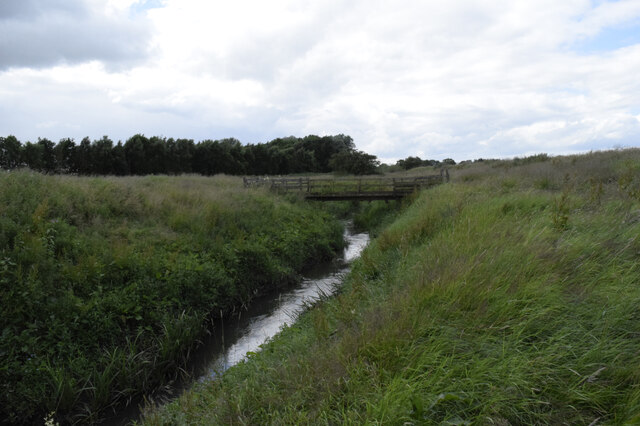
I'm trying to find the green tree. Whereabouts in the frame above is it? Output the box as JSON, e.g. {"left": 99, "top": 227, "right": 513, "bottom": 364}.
{"left": 21, "top": 141, "right": 44, "bottom": 171}
{"left": 165, "top": 138, "right": 193, "bottom": 174}
{"left": 124, "top": 134, "right": 150, "bottom": 175}
{"left": 397, "top": 156, "right": 423, "bottom": 170}
{"left": 93, "top": 136, "right": 115, "bottom": 175}
{"left": 218, "top": 138, "right": 245, "bottom": 174}
{"left": 174, "top": 138, "right": 195, "bottom": 174}
{"left": 329, "top": 150, "right": 380, "bottom": 175}
{"left": 0, "top": 135, "right": 22, "bottom": 169}
{"left": 112, "top": 141, "right": 129, "bottom": 175}
{"left": 147, "top": 136, "right": 167, "bottom": 174}
{"left": 74, "top": 137, "right": 94, "bottom": 174}
{"left": 245, "top": 143, "right": 269, "bottom": 175}
{"left": 55, "top": 138, "right": 76, "bottom": 173}
{"left": 320, "top": 134, "right": 355, "bottom": 171}
{"left": 37, "top": 138, "right": 56, "bottom": 173}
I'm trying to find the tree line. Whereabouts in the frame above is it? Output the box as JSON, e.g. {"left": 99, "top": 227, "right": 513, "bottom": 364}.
{"left": 395, "top": 155, "right": 456, "bottom": 170}
{"left": 0, "top": 134, "right": 382, "bottom": 176}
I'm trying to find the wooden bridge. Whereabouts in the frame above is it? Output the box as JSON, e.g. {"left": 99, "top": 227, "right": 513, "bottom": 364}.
{"left": 243, "top": 170, "right": 449, "bottom": 201}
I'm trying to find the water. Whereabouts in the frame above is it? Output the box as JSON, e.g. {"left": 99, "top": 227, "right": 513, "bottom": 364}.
{"left": 104, "top": 223, "right": 369, "bottom": 425}
{"left": 202, "top": 224, "right": 369, "bottom": 375}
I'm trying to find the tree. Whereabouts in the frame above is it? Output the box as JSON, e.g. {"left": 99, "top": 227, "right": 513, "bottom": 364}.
{"left": 1, "top": 132, "right": 373, "bottom": 176}
{"left": 291, "top": 146, "right": 317, "bottom": 173}
{"left": 0, "top": 135, "right": 22, "bottom": 169}
{"left": 21, "top": 141, "right": 44, "bottom": 171}
{"left": 147, "top": 136, "right": 167, "bottom": 174}
{"left": 192, "top": 140, "right": 218, "bottom": 175}
{"left": 218, "top": 138, "right": 245, "bottom": 174}
{"left": 163, "top": 138, "right": 195, "bottom": 174}
{"left": 92, "top": 136, "right": 115, "bottom": 175}
{"left": 38, "top": 138, "right": 56, "bottom": 173}
{"left": 74, "top": 137, "right": 94, "bottom": 174}
{"left": 124, "top": 134, "right": 150, "bottom": 175}
{"left": 111, "top": 142, "right": 129, "bottom": 175}
{"left": 55, "top": 138, "right": 76, "bottom": 173}
{"left": 396, "top": 156, "right": 423, "bottom": 170}
{"left": 329, "top": 150, "right": 380, "bottom": 175}
{"left": 245, "top": 143, "right": 269, "bottom": 175}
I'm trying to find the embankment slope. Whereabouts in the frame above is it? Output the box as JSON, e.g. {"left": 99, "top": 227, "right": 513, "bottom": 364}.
{"left": 145, "top": 149, "right": 640, "bottom": 424}
{"left": 0, "top": 172, "right": 343, "bottom": 424}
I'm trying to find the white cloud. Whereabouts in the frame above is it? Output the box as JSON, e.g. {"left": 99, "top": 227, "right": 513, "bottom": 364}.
{"left": 1, "top": 0, "right": 639, "bottom": 161}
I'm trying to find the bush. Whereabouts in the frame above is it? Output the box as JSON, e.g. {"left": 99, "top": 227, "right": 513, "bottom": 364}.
{"left": 0, "top": 171, "right": 344, "bottom": 424}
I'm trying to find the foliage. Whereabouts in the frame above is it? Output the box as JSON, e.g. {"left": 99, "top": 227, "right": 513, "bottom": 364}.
{"left": 0, "top": 172, "right": 344, "bottom": 424}
{"left": 144, "top": 148, "right": 640, "bottom": 425}
{"left": 396, "top": 156, "right": 452, "bottom": 170}
{"left": 0, "top": 136, "right": 22, "bottom": 169}
{"left": 0, "top": 133, "right": 367, "bottom": 177}
{"left": 329, "top": 149, "right": 380, "bottom": 175}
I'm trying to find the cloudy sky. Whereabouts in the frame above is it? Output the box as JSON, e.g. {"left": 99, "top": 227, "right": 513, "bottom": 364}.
{"left": 1, "top": 0, "right": 639, "bottom": 162}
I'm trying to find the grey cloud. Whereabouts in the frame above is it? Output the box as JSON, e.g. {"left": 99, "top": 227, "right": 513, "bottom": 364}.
{"left": 0, "top": 0, "right": 151, "bottom": 70}
{"left": 0, "top": 0, "right": 82, "bottom": 19}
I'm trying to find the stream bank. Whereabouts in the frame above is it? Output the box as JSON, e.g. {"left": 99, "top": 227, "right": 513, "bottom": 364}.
{"left": 105, "top": 223, "right": 369, "bottom": 425}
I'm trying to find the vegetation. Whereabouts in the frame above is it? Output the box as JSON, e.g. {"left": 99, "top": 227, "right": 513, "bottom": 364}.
{"left": 143, "top": 148, "right": 640, "bottom": 424}
{"left": 0, "top": 171, "right": 344, "bottom": 424}
{"left": 395, "top": 156, "right": 456, "bottom": 170}
{"left": 329, "top": 150, "right": 381, "bottom": 175}
{"left": 0, "top": 134, "right": 380, "bottom": 176}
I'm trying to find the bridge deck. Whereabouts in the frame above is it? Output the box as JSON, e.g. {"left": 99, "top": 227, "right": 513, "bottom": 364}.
{"left": 243, "top": 171, "right": 448, "bottom": 201}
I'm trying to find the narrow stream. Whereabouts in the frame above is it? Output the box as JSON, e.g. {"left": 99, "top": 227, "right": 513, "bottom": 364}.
{"left": 106, "top": 223, "right": 369, "bottom": 425}
{"left": 201, "top": 223, "right": 369, "bottom": 376}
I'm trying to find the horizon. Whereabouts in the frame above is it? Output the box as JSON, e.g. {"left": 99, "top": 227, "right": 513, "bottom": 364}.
{"left": 3, "top": 132, "right": 638, "bottom": 165}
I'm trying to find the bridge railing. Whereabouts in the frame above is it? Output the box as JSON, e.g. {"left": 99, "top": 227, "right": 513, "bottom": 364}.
{"left": 243, "top": 170, "right": 448, "bottom": 198}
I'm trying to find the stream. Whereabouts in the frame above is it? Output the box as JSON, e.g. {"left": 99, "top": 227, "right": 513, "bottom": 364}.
{"left": 106, "top": 223, "right": 369, "bottom": 425}
{"left": 200, "top": 223, "right": 369, "bottom": 376}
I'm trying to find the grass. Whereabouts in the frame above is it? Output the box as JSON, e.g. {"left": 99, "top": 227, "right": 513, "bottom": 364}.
{"left": 143, "top": 148, "right": 640, "bottom": 425}
{"left": 0, "top": 172, "right": 344, "bottom": 424}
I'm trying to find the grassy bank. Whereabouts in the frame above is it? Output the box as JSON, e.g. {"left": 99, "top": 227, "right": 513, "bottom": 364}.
{"left": 0, "top": 172, "right": 344, "bottom": 424}
{"left": 144, "top": 149, "right": 640, "bottom": 424}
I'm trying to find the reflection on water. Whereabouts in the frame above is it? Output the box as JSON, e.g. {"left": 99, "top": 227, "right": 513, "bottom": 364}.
{"left": 202, "top": 225, "right": 369, "bottom": 376}
{"left": 104, "top": 223, "right": 368, "bottom": 425}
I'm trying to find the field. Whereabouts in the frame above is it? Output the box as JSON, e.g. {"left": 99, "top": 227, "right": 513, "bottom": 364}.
{"left": 143, "top": 149, "right": 640, "bottom": 424}
{"left": 0, "top": 172, "right": 344, "bottom": 424}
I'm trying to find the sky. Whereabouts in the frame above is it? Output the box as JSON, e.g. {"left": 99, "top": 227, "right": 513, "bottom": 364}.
{"left": 1, "top": 0, "right": 639, "bottom": 163}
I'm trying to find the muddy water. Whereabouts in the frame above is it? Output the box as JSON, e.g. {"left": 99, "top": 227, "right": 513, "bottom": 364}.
{"left": 106, "top": 224, "right": 369, "bottom": 425}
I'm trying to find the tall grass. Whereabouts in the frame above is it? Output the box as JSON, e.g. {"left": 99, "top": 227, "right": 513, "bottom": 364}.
{"left": 143, "top": 148, "right": 640, "bottom": 424}
{"left": 0, "top": 172, "right": 344, "bottom": 424}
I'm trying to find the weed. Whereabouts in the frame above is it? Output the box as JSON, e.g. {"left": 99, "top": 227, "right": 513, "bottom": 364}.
{"left": 589, "top": 177, "right": 604, "bottom": 205}
{"left": 534, "top": 176, "right": 555, "bottom": 190}
{"left": 143, "top": 148, "right": 640, "bottom": 425}
{"left": 618, "top": 160, "right": 640, "bottom": 201}
{"left": 552, "top": 191, "right": 570, "bottom": 230}
{"left": 0, "top": 171, "right": 344, "bottom": 423}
